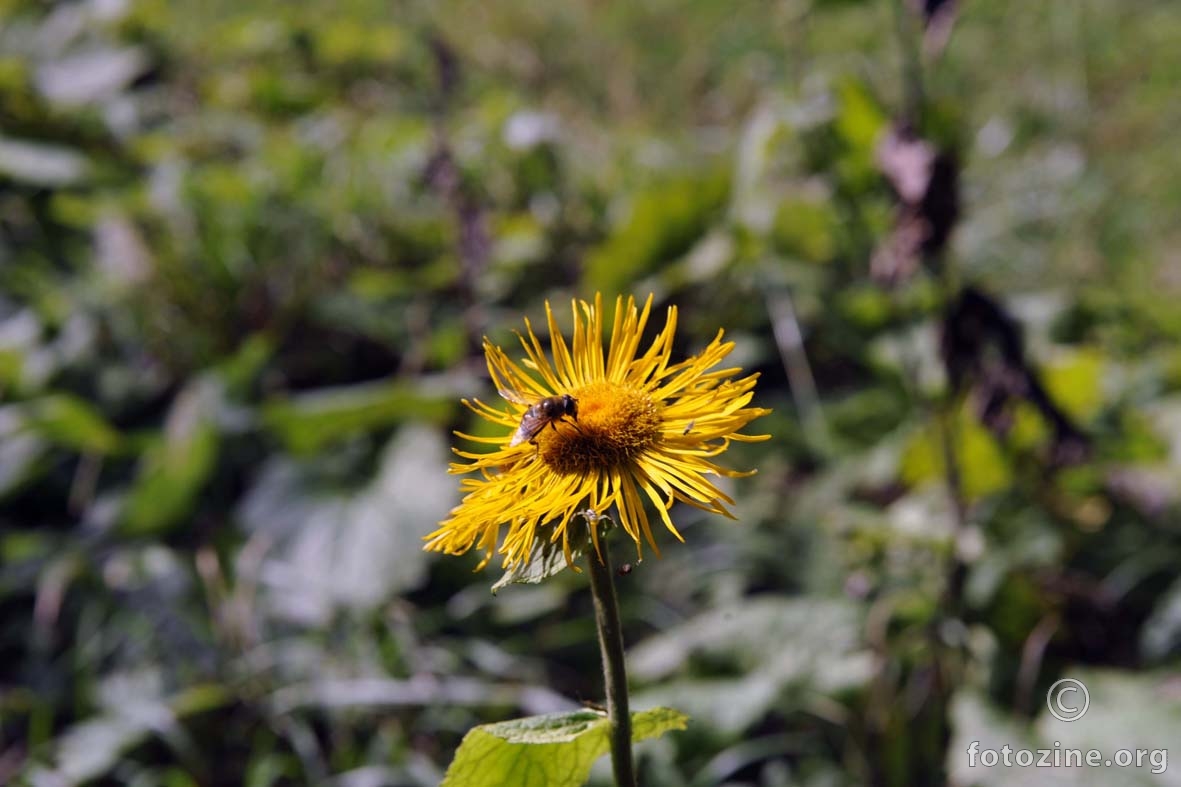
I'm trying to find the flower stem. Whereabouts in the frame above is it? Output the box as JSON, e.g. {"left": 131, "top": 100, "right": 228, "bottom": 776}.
{"left": 587, "top": 536, "right": 637, "bottom": 787}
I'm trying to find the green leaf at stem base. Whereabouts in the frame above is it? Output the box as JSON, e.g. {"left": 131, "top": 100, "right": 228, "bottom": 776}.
{"left": 440, "top": 707, "right": 688, "bottom": 787}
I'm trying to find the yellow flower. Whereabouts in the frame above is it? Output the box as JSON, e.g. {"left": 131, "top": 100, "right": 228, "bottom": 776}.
{"left": 425, "top": 294, "right": 770, "bottom": 570}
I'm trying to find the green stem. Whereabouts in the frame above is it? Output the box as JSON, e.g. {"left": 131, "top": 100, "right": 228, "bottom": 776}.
{"left": 587, "top": 536, "right": 636, "bottom": 787}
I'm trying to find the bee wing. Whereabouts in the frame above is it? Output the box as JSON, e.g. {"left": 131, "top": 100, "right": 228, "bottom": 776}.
{"left": 499, "top": 387, "right": 540, "bottom": 447}
{"left": 508, "top": 423, "right": 529, "bottom": 447}
{"left": 509, "top": 413, "right": 544, "bottom": 447}
{"left": 498, "top": 387, "right": 534, "bottom": 406}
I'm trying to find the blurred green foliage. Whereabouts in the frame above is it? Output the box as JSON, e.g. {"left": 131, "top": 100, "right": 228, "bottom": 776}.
{"left": 3, "top": 0, "right": 1181, "bottom": 785}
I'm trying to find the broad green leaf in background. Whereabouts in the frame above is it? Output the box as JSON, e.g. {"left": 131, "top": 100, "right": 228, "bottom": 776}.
{"left": 120, "top": 379, "right": 222, "bottom": 536}
{"left": 584, "top": 173, "right": 730, "bottom": 295}
{"left": 25, "top": 715, "right": 155, "bottom": 786}
{"left": 832, "top": 78, "right": 888, "bottom": 190}
{"left": 0, "top": 136, "right": 91, "bottom": 187}
{"left": 630, "top": 598, "right": 871, "bottom": 734}
{"left": 440, "top": 707, "right": 688, "bottom": 787}
{"left": 22, "top": 669, "right": 230, "bottom": 787}
{"left": 23, "top": 394, "right": 123, "bottom": 455}
{"left": 237, "top": 424, "right": 453, "bottom": 624}
{"left": 261, "top": 379, "right": 454, "bottom": 455}
{"left": 900, "top": 411, "right": 1012, "bottom": 501}
{"left": 34, "top": 47, "right": 150, "bottom": 107}
{"left": 0, "top": 348, "right": 24, "bottom": 390}
{"left": 214, "top": 333, "right": 274, "bottom": 396}
{"left": 1040, "top": 347, "right": 1107, "bottom": 424}
{"left": 0, "top": 412, "right": 50, "bottom": 499}
{"left": 315, "top": 20, "right": 407, "bottom": 66}
{"left": 770, "top": 196, "right": 838, "bottom": 264}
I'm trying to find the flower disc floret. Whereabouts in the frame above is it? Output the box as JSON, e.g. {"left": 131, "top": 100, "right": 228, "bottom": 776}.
{"left": 539, "top": 382, "right": 661, "bottom": 475}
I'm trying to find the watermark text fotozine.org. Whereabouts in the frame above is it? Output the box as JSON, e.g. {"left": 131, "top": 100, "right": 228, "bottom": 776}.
{"left": 966, "top": 678, "right": 1167, "bottom": 775}
{"left": 966, "top": 741, "right": 1167, "bottom": 774}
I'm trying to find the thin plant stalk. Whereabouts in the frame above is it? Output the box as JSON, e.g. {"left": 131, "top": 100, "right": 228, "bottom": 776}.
{"left": 765, "top": 286, "right": 832, "bottom": 455}
{"left": 587, "top": 533, "right": 637, "bottom": 787}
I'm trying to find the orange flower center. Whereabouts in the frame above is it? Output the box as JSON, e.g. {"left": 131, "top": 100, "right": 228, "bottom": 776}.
{"left": 536, "top": 381, "right": 662, "bottom": 475}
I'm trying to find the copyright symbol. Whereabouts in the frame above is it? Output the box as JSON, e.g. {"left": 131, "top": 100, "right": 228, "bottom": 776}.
{"left": 1047, "top": 678, "right": 1089, "bottom": 722}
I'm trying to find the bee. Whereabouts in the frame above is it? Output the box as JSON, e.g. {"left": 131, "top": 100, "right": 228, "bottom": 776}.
{"left": 500, "top": 389, "right": 581, "bottom": 447}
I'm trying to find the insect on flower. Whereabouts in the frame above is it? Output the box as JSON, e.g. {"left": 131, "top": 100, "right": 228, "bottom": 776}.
{"left": 500, "top": 390, "right": 582, "bottom": 447}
